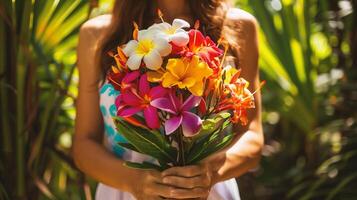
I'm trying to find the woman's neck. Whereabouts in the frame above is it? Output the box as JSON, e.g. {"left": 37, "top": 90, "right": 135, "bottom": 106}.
{"left": 156, "top": 0, "right": 191, "bottom": 23}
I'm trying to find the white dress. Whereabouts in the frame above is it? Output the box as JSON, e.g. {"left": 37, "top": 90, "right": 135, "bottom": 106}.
{"left": 96, "top": 82, "right": 241, "bottom": 200}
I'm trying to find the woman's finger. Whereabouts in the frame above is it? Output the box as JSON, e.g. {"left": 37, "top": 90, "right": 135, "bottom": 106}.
{"left": 163, "top": 174, "right": 210, "bottom": 189}
{"left": 171, "top": 187, "right": 210, "bottom": 199}
{"left": 162, "top": 165, "right": 203, "bottom": 177}
{"left": 148, "top": 183, "right": 180, "bottom": 198}
{"left": 148, "top": 183, "right": 209, "bottom": 199}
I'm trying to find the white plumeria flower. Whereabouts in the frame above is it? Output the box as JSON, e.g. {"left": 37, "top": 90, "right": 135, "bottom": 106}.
{"left": 149, "top": 19, "right": 190, "bottom": 47}
{"left": 123, "top": 29, "right": 172, "bottom": 70}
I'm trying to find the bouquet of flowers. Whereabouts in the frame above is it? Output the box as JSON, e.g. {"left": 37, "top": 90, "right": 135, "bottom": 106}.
{"left": 107, "top": 12, "right": 264, "bottom": 170}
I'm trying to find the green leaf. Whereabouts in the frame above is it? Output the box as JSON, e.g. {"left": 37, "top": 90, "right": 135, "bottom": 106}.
{"left": 187, "top": 117, "right": 232, "bottom": 164}
{"left": 114, "top": 118, "right": 176, "bottom": 164}
{"left": 193, "top": 112, "right": 231, "bottom": 141}
{"left": 189, "top": 134, "right": 234, "bottom": 164}
{"left": 124, "top": 161, "right": 164, "bottom": 171}
{"left": 118, "top": 142, "right": 140, "bottom": 152}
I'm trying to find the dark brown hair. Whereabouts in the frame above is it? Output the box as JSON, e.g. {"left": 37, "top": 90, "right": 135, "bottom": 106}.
{"left": 96, "top": 0, "right": 238, "bottom": 79}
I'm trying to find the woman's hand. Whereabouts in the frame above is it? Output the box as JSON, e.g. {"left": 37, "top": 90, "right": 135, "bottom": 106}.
{"left": 160, "top": 164, "right": 214, "bottom": 199}
{"left": 131, "top": 169, "right": 210, "bottom": 200}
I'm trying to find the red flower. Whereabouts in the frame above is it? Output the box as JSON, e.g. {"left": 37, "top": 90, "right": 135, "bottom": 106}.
{"left": 214, "top": 70, "right": 265, "bottom": 125}
{"left": 171, "top": 29, "right": 223, "bottom": 73}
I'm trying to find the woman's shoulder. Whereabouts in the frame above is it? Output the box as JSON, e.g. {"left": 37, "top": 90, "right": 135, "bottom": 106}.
{"left": 77, "top": 15, "right": 112, "bottom": 81}
{"left": 79, "top": 14, "right": 112, "bottom": 40}
{"left": 225, "top": 7, "right": 258, "bottom": 34}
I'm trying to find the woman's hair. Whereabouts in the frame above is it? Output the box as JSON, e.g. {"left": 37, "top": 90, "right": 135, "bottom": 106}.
{"left": 96, "top": 0, "right": 238, "bottom": 79}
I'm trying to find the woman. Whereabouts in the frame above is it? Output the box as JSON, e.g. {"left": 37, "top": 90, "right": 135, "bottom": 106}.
{"left": 73, "top": 0, "right": 263, "bottom": 199}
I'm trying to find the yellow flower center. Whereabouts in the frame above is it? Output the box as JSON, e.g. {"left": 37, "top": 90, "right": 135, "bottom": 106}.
{"left": 141, "top": 95, "right": 151, "bottom": 108}
{"left": 143, "top": 94, "right": 151, "bottom": 103}
{"left": 136, "top": 39, "right": 155, "bottom": 55}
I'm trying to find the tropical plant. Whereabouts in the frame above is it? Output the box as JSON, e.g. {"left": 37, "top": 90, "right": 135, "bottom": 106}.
{"left": 0, "top": 0, "right": 105, "bottom": 199}
{"left": 236, "top": 0, "right": 356, "bottom": 199}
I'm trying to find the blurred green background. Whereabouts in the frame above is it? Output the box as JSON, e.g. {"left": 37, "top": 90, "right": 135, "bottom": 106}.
{"left": 0, "top": 0, "right": 356, "bottom": 199}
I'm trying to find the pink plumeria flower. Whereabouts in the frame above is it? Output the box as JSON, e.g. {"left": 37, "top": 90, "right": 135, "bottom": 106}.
{"left": 116, "top": 74, "right": 168, "bottom": 129}
{"left": 123, "top": 29, "right": 172, "bottom": 70}
{"left": 151, "top": 91, "right": 202, "bottom": 137}
{"left": 149, "top": 19, "right": 190, "bottom": 47}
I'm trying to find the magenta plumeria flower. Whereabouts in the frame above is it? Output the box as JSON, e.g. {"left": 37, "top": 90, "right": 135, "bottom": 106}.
{"left": 115, "top": 74, "right": 168, "bottom": 129}
{"left": 151, "top": 91, "right": 202, "bottom": 137}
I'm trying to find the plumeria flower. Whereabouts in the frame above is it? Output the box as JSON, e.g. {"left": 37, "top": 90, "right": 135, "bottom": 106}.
{"left": 115, "top": 74, "right": 168, "bottom": 129}
{"left": 108, "top": 70, "right": 140, "bottom": 91}
{"left": 149, "top": 19, "right": 190, "bottom": 47}
{"left": 151, "top": 92, "right": 202, "bottom": 136}
{"left": 123, "top": 29, "right": 172, "bottom": 70}
{"left": 161, "top": 56, "right": 213, "bottom": 96}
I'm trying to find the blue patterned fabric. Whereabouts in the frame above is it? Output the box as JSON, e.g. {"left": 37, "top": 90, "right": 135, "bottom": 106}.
{"left": 99, "top": 83, "right": 127, "bottom": 157}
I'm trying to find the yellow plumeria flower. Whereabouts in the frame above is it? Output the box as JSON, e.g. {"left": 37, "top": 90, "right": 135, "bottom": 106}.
{"left": 147, "top": 68, "right": 166, "bottom": 82}
{"left": 123, "top": 29, "right": 172, "bottom": 70}
{"left": 162, "top": 56, "right": 213, "bottom": 96}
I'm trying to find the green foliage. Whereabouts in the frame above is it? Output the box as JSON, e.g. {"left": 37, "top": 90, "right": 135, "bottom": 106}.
{"left": 186, "top": 113, "right": 232, "bottom": 164}
{"left": 114, "top": 113, "right": 233, "bottom": 169}
{"left": 115, "top": 118, "right": 177, "bottom": 164}
{"left": 124, "top": 161, "right": 165, "bottom": 171}
{"left": 0, "top": 0, "right": 99, "bottom": 199}
{"left": 236, "top": 0, "right": 357, "bottom": 199}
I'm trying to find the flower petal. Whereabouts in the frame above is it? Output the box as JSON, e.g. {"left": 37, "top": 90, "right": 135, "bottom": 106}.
{"left": 149, "top": 86, "right": 167, "bottom": 99}
{"left": 115, "top": 95, "right": 122, "bottom": 107}
{"left": 143, "top": 50, "right": 162, "bottom": 70}
{"left": 144, "top": 106, "right": 160, "bottom": 129}
{"left": 117, "top": 106, "right": 141, "bottom": 117}
{"left": 122, "top": 71, "right": 140, "bottom": 84}
{"left": 123, "top": 40, "right": 138, "bottom": 56}
{"left": 139, "top": 74, "right": 150, "bottom": 96}
{"left": 138, "top": 29, "right": 152, "bottom": 41}
{"left": 126, "top": 53, "right": 143, "bottom": 70}
{"left": 162, "top": 73, "right": 179, "bottom": 88}
{"left": 147, "top": 71, "right": 164, "bottom": 82}
{"left": 121, "top": 91, "right": 142, "bottom": 106}
{"left": 149, "top": 22, "right": 171, "bottom": 32}
{"left": 166, "top": 58, "right": 186, "bottom": 78}
{"left": 177, "top": 77, "right": 195, "bottom": 89}
{"left": 154, "top": 37, "right": 172, "bottom": 56}
{"left": 170, "top": 29, "right": 189, "bottom": 46}
{"left": 181, "top": 111, "right": 202, "bottom": 137}
{"left": 188, "top": 80, "right": 204, "bottom": 96}
{"left": 169, "top": 91, "right": 182, "bottom": 111}
{"left": 181, "top": 95, "right": 202, "bottom": 111}
{"left": 172, "top": 19, "right": 190, "bottom": 29}
{"left": 165, "top": 115, "right": 183, "bottom": 135}
{"left": 188, "top": 29, "right": 205, "bottom": 49}
{"left": 150, "top": 98, "right": 176, "bottom": 114}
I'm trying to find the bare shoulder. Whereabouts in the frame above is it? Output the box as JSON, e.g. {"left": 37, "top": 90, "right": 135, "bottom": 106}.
{"left": 223, "top": 8, "right": 259, "bottom": 67}
{"left": 226, "top": 8, "right": 258, "bottom": 24}
{"left": 77, "top": 15, "right": 112, "bottom": 82}
{"left": 79, "top": 14, "right": 112, "bottom": 40}
{"left": 225, "top": 8, "right": 258, "bottom": 35}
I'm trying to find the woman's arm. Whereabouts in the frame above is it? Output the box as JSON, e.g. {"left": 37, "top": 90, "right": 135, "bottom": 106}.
{"left": 161, "top": 9, "right": 264, "bottom": 190}
{"left": 207, "top": 8, "right": 263, "bottom": 183}
{"left": 72, "top": 19, "right": 140, "bottom": 193}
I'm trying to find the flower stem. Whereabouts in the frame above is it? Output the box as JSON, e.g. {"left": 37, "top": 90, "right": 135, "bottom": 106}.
{"left": 178, "top": 127, "right": 186, "bottom": 166}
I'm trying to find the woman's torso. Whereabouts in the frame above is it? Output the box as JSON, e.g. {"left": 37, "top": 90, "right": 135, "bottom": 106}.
{"left": 92, "top": 10, "right": 242, "bottom": 199}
